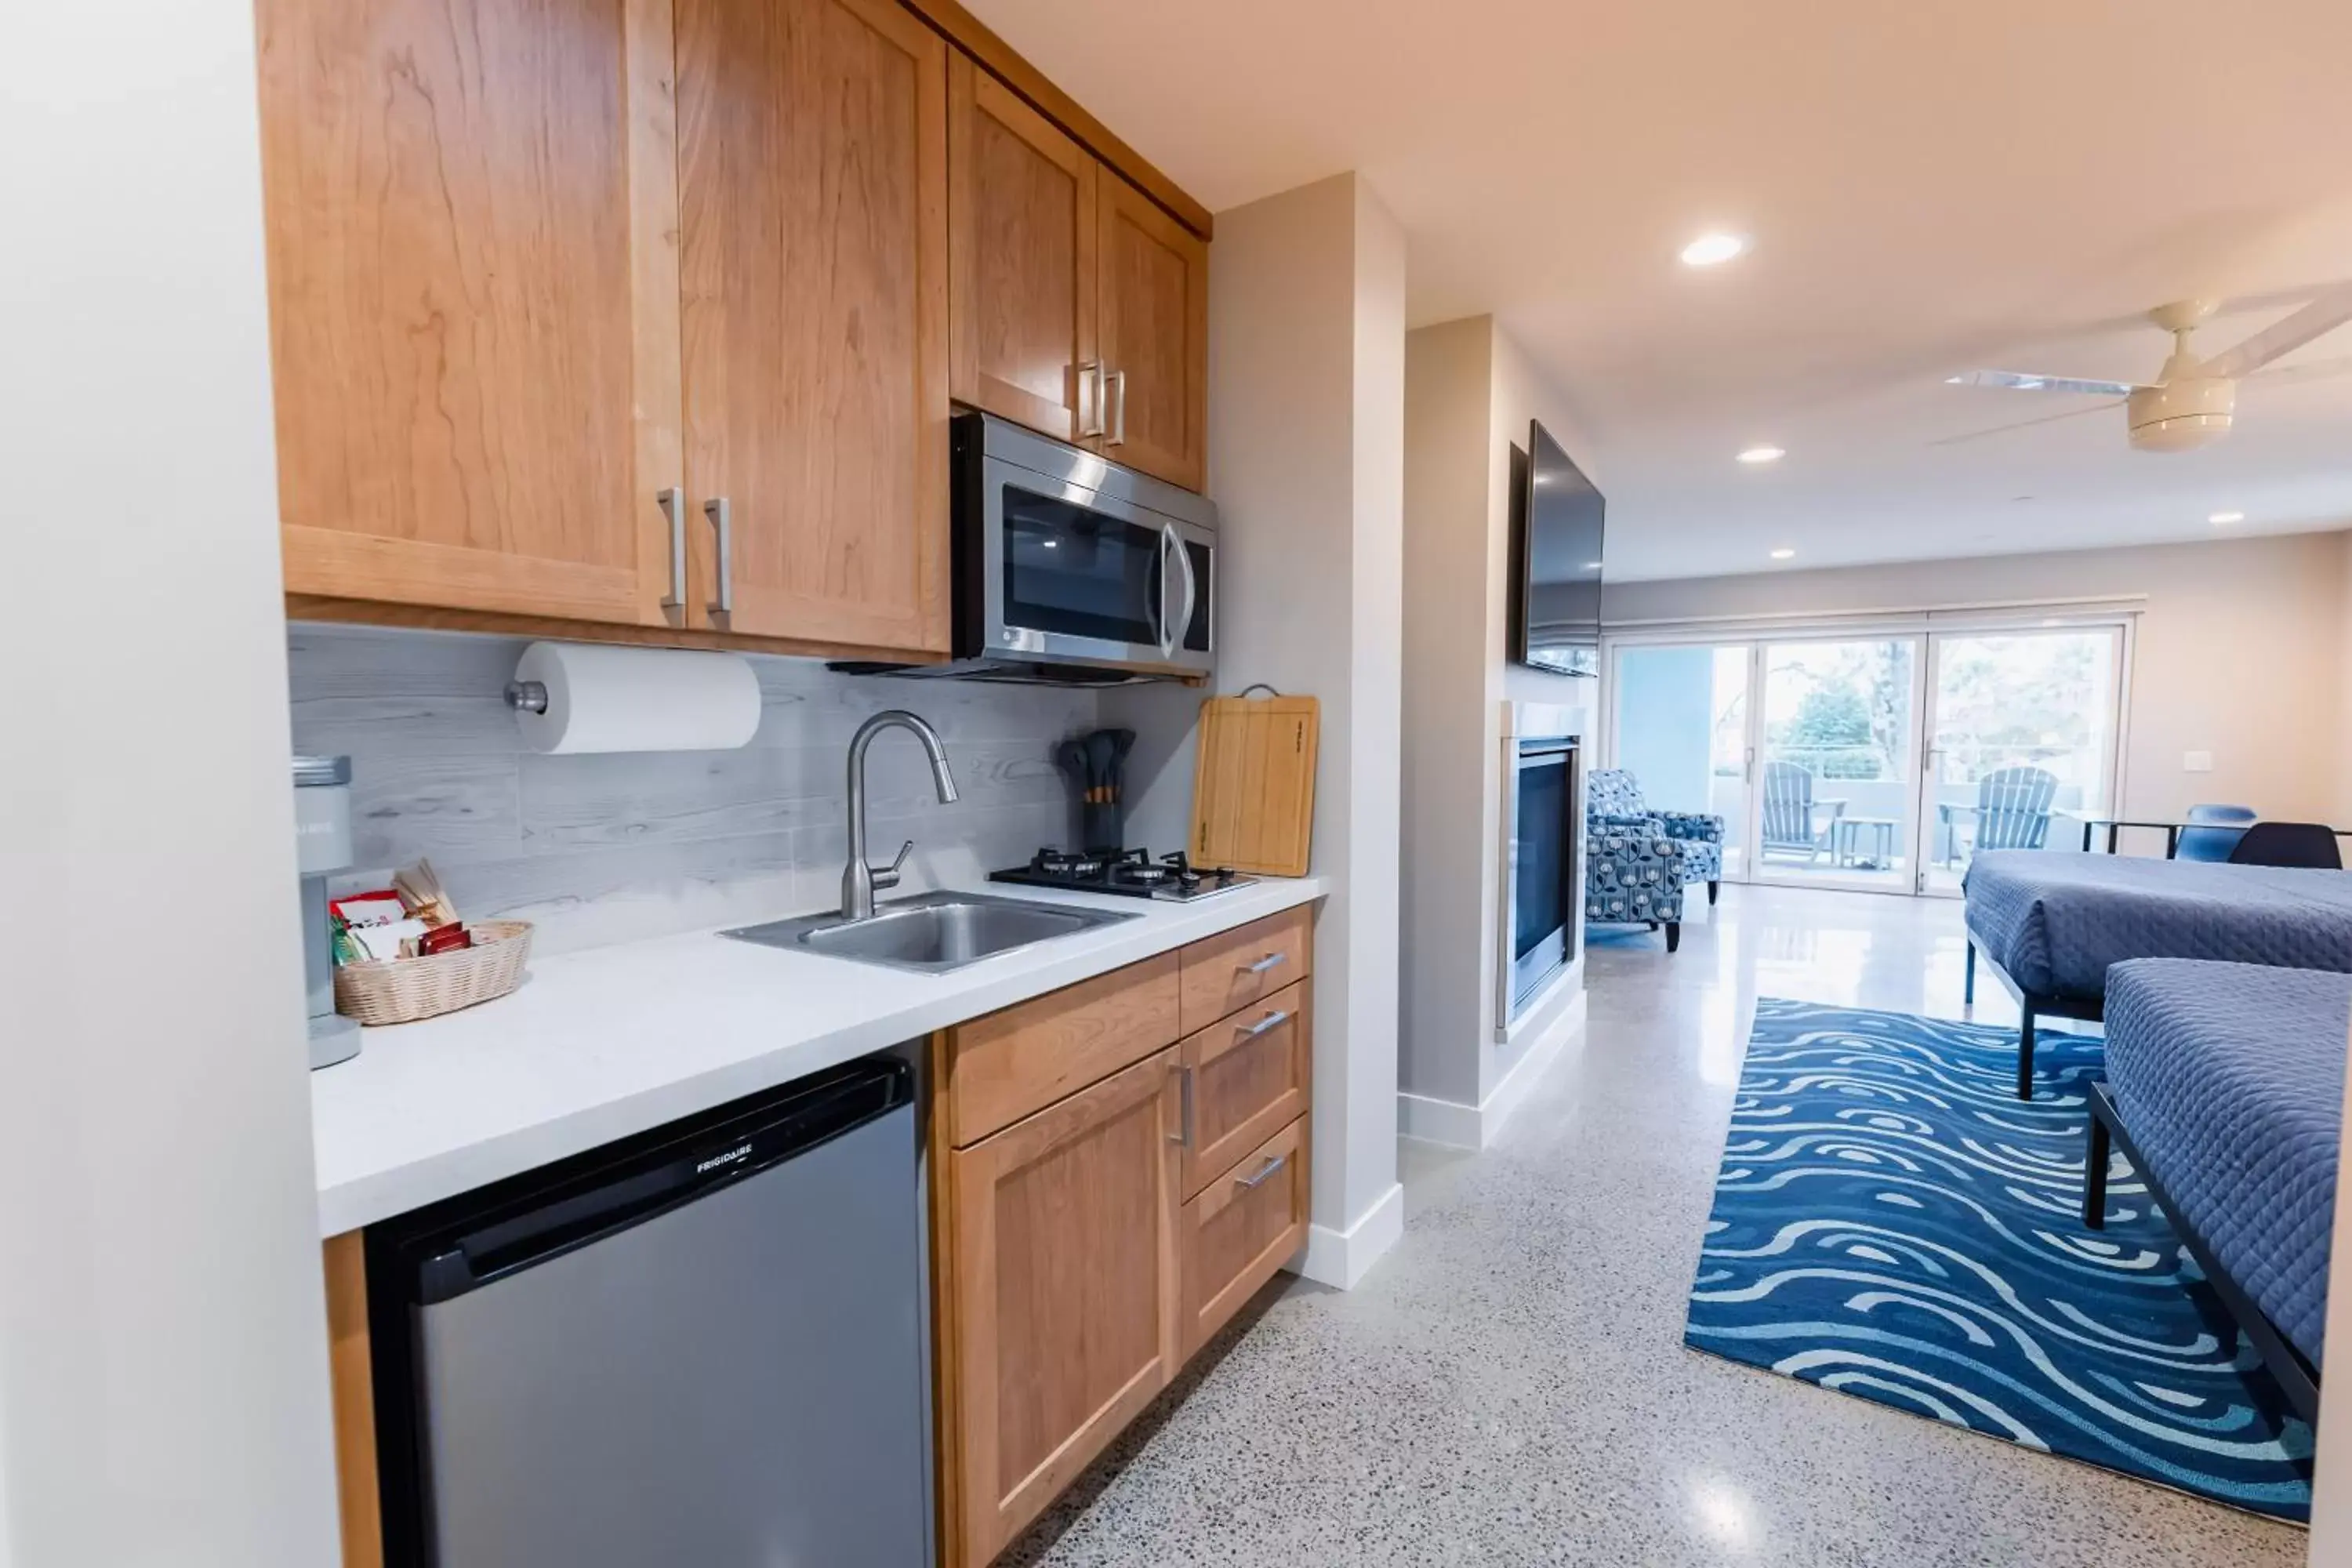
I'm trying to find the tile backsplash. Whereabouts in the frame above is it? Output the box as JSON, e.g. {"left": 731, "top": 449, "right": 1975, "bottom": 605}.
{"left": 289, "top": 626, "right": 1098, "bottom": 955}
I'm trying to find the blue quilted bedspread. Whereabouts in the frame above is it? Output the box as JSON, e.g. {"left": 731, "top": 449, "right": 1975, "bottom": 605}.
{"left": 2104, "top": 959, "right": 2352, "bottom": 1368}
{"left": 1963, "top": 851, "right": 2352, "bottom": 1000}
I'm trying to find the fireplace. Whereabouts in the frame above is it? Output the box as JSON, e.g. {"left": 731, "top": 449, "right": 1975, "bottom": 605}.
{"left": 1497, "top": 727, "right": 1581, "bottom": 1029}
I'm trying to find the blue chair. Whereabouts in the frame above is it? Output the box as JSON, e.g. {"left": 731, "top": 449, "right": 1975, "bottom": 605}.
{"left": 1584, "top": 815, "right": 1688, "bottom": 952}
{"left": 1586, "top": 768, "right": 1725, "bottom": 905}
{"left": 1938, "top": 765, "right": 2058, "bottom": 867}
{"left": 2176, "top": 803, "right": 2256, "bottom": 862}
{"left": 1760, "top": 760, "right": 1842, "bottom": 862}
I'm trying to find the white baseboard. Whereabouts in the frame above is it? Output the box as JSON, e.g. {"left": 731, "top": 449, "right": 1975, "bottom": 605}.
{"left": 1297, "top": 1181, "right": 1403, "bottom": 1290}
{"left": 1396, "top": 988, "right": 1587, "bottom": 1152}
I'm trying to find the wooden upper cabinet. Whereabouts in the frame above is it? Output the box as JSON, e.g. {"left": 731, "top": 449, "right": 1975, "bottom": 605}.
{"left": 947, "top": 56, "right": 1096, "bottom": 444}
{"left": 257, "top": 0, "right": 685, "bottom": 626}
{"left": 947, "top": 1047, "right": 1181, "bottom": 1565}
{"left": 1096, "top": 172, "right": 1208, "bottom": 492}
{"left": 675, "top": 0, "right": 951, "bottom": 655}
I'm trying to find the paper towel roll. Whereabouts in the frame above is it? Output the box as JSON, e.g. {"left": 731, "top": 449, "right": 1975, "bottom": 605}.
{"left": 512, "top": 641, "right": 763, "bottom": 755}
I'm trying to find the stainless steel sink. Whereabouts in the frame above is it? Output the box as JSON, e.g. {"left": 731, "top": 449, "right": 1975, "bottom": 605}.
{"left": 720, "top": 890, "right": 1138, "bottom": 975}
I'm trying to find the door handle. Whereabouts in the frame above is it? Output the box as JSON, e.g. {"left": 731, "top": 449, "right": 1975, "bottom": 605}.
{"left": 1076, "top": 361, "right": 1106, "bottom": 439}
{"left": 1236, "top": 1152, "right": 1288, "bottom": 1190}
{"left": 1171, "top": 1062, "right": 1194, "bottom": 1147}
{"left": 1108, "top": 368, "right": 1128, "bottom": 447}
{"left": 657, "top": 487, "right": 687, "bottom": 612}
{"left": 703, "top": 496, "right": 732, "bottom": 618}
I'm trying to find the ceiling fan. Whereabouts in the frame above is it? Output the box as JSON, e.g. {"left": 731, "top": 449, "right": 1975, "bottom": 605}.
{"left": 1937, "top": 287, "right": 2352, "bottom": 452}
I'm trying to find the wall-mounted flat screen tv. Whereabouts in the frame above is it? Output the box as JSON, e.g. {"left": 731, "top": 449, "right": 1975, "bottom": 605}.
{"left": 1509, "top": 419, "right": 1604, "bottom": 677}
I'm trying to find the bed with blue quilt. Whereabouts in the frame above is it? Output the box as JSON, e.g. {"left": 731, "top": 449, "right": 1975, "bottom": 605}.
{"left": 1961, "top": 850, "right": 2352, "bottom": 1097}
{"left": 2084, "top": 957, "right": 2352, "bottom": 1423}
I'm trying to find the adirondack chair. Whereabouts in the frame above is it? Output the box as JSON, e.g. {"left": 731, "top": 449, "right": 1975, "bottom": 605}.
{"left": 1759, "top": 760, "right": 1841, "bottom": 861}
{"left": 1938, "top": 765, "right": 2057, "bottom": 866}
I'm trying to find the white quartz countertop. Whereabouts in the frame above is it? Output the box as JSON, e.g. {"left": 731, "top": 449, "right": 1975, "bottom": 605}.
{"left": 310, "top": 877, "right": 1327, "bottom": 1236}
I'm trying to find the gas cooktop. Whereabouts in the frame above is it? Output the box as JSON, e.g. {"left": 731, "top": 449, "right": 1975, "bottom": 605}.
{"left": 989, "top": 848, "right": 1254, "bottom": 902}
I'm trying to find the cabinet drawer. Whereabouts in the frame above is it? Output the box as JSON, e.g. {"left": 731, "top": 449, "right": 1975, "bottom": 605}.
{"left": 1181, "top": 1116, "right": 1308, "bottom": 1358}
{"left": 946, "top": 952, "right": 1180, "bottom": 1146}
{"left": 1178, "top": 978, "right": 1309, "bottom": 1198}
{"left": 1178, "top": 905, "right": 1312, "bottom": 1034}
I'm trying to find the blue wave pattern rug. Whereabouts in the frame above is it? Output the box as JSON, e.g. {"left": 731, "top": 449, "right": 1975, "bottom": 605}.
{"left": 1685, "top": 998, "right": 2313, "bottom": 1521}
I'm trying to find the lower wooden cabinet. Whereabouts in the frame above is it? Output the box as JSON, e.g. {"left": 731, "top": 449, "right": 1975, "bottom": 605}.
{"left": 940, "top": 1047, "right": 1184, "bottom": 1564}
{"left": 934, "top": 912, "right": 1316, "bottom": 1568}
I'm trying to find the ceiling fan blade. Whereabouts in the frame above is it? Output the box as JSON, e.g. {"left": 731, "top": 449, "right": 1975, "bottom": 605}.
{"left": 2195, "top": 285, "right": 2352, "bottom": 381}
{"left": 1944, "top": 369, "right": 2145, "bottom": 397}
{"left": 2243, "top": 352, "right": 2352, "bottom": 388}
{"left": 1929, "top": 399, "right": 2125, "bottom": 447}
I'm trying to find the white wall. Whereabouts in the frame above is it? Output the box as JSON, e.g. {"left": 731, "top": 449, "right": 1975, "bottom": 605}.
{"left": 1605, "top": 531, "right": 2352, "bottom": 828}
{"left": 1109, "top": 172, "right": 1406, "bottom": 1287}
{"left": 0, "top": 2, "right": 343, "bottom": 1563}
{"left": 1399, "top": 316, "right": 1597, "bottom": 1140}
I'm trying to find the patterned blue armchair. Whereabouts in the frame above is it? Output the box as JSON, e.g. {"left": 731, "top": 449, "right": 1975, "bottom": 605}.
{"left": 1586, "top": 790, "right": 1690, "bottom": 953}
{"left": 1587, "top": 768, "right": 1725, "bottom": 906}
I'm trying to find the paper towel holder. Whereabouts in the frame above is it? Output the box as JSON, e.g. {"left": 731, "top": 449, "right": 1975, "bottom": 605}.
{"left": 505, "top": 680, "right": 550, "bottom": 714}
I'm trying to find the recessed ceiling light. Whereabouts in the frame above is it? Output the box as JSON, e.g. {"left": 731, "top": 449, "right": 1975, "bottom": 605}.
{"left": 2209, "top": 510, "right": 2245, "bottom": 525}
{"left": 1680, "top": 232, "right": 1749, "bottom": 267}
{"left": 1737, "top": 445, "right": 1785, "bottom": 465}
{"left": 1769, "top": 547, "right": 1796, "bottom": 560}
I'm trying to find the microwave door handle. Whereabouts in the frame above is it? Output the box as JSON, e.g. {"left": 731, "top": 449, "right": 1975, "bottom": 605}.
{"left": 1173, "top": 528, "right": 1199, "bottom": 655}
{"left": 1156, "top": 524, "right": 1181, "bottom": 659}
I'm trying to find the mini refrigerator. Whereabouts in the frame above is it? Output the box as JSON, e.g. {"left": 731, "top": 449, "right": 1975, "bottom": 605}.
{"left": 366, "top": 1057, "right": 930, "bottom": 1566}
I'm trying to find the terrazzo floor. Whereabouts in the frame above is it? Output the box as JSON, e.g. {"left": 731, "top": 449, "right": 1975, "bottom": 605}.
{"left": 1001, "top": 882, "right": 2310, "bottom": 1567}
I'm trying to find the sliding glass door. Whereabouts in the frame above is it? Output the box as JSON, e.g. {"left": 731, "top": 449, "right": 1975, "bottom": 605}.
{"left": 1916, "top": 627, "right": 2125, "bottom": 894}
{"left": 1754, "top": 638, "right": 1922, "bottom": 891}
{"left": 1604, "top": 618, "right": 2127, "bottom": 901}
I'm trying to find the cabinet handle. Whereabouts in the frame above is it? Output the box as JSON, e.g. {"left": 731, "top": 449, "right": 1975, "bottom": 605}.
{"left": 1236, "top": 1152, "right": 1288, "bottom": 1190}
{"left": 1108, "top": 368, "right": 1128, "bottom": 446}
{"left": 657, "top": 487, "right": 687, "bottom": 612}
{"left": 1243, "top": 951, "right": 1288, "bottom": 976}
{"left": 1076, "top": 361, "right": 1105, "bottom": 438}
{"left": 1171, "top": 1062, "right": 1194, "bottom": 1146}
{"left": 703, "top": 496, "right": 732, "bottom": 617}
{"left": 1238, "top": 1008, "right": 1290, "bottom": 1040}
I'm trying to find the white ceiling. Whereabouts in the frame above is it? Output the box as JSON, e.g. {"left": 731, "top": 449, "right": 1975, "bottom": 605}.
{"left": 966, "top": 0, "right": 2352, "bottom": 579}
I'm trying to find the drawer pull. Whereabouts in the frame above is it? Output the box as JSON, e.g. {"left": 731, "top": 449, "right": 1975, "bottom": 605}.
{"left": 1236, "top": 1152, "right": 1288, "bottom": 1190}
{"left": 1243, "top": 951, "right": 1289, "bottom": 976}
{"left": 1171, "top": 1062, "right": 1195, "bottom": 1146}
{"left": 1238, "top": 1008, "right": 1291, "bottom": 1040}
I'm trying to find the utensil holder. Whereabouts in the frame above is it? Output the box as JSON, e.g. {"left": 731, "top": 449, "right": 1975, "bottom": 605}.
{"left": 1080, "top": 800, "right": 1125, "bottom": 854}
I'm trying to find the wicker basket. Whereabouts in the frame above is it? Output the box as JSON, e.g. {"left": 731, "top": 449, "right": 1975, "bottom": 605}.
{"left": 333, "top": 920, "right": 534, "bottom": 1026}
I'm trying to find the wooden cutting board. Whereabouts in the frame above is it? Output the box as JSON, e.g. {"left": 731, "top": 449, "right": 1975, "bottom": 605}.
{"left": 1189, "top": 693, "right": 1319, "bottom": 877}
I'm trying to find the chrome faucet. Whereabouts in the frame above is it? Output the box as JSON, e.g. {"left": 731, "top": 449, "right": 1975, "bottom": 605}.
{"left": 840, "top": 710, "right": 960, "bottom": 920}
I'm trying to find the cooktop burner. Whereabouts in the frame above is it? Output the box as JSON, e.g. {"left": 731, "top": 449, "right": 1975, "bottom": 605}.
{"left": 991, "top": 848, "right": 1254, "bottom": 902}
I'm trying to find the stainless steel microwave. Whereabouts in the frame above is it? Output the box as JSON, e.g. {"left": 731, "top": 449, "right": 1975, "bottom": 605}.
{"left": 840, "top": 412, "right": 1214, "bottom": 684}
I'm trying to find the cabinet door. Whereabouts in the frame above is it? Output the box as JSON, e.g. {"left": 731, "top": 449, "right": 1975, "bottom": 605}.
{"left": 676, "top": 0, "right": 950, "bottom": 655}
{"left": 257, "top": 0, "right": 684, "bottom": 626}
{"left": 1095, "top": 174, "right": 1208, "bottom": 492}
{"left": 948, "top": 56, "right": 1097, "bottom": 443}
{"left": 948, "top": 1047, "right": 1181, "bottom": 1565}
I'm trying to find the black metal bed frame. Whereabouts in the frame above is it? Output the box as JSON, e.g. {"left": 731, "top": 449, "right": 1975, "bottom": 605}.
{"left": 1962, "top": 932, "right": 2104, "bottom": 1101}
{"left": 2082, "top": 1080, "right": 2322, "bottom": 1426}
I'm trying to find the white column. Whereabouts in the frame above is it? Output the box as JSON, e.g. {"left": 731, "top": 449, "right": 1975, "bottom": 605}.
{"left": 0, "top": 2, "right": 343, "bottom": 1563}
{"left": 1200, "top": 172, "right": 1407, "bottom": 1287}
